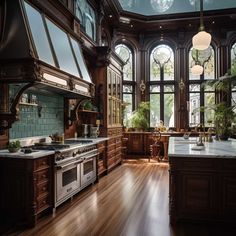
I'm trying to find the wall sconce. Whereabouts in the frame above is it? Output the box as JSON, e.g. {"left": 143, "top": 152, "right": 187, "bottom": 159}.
{"left": 179, "top": 78, "right": 185, "bottom": 92}
{"left": 140, "top": 80, "right": 146, "bottom": 94}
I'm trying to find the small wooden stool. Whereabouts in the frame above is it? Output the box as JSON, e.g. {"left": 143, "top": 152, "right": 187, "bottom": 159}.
{"left": 149, "top": 131, "right": 164, "bottom": 162}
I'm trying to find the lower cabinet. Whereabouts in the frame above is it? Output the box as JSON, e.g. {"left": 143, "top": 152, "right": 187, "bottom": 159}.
{"left": 97, "top": 141, "right": 107, "bottom": 176}
{"left": 169, "top": 157, "right": 236, "bottom": 224}
{"left": 107, "top": 128, "right": 122, "bottom": 171}
{"left": 0, "top": 155, "right": 54, "bottom": 227}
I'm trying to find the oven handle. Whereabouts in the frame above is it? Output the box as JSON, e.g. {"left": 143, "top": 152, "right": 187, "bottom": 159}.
{"left": 83, "top": 152, "right": 98, "bottom": 161}
{"left": 56, "top": 159, "right": 83, "bottom": 170}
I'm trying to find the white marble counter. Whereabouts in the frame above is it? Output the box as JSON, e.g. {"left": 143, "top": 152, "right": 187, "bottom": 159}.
{"left": 0, "top": 149, "right": 55, "bottom": 159}
{"left": 168, "top": 137, "right": 236, "bottom": 158}
{"left": 0, "top": 137, "right": 110, "bottom": 159}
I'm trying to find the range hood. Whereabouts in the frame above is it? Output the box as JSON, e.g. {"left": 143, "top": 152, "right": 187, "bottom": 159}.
{"left": 0, "top": 0, "right": 94, "bottom": 98}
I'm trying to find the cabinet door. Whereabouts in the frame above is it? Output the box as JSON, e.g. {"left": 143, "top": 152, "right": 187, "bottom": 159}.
{"left": 178, "top": 172, "right": 217, "bottom": 219}
{"left": 127, "top": 133, "right": 144, "bottom": 154}
{"left": 220, "top": 175, "right": 236, "bottom": 219}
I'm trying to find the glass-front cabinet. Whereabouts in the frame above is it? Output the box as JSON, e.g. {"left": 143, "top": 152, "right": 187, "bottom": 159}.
{"left": 95, "top": 48, "right": 124, "bottom": 172}
{"left": 107, "top": 67, "right": 122, "bottom": 127}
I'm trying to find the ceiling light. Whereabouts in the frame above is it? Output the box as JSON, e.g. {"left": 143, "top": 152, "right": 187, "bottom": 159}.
{"left": 192, "top": 0, "right": 211, "bottom": 50}
{"left": 191, "top": 64, "right": 203, "bottom": 75}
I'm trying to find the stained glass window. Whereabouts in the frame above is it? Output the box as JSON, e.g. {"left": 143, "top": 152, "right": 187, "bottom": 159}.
{"left": 115, "top": 44, "right": 135, "bottom": 127}
{"left": 149, "top": 44, "right": 175, "bottom": 127}
{"left": 75, "top": 0, "right": 96, "bottom": 41}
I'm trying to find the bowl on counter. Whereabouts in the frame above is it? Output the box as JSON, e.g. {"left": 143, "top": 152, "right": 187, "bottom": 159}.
{"left": 8, "top": 147, "right": 21, "bottom": 153}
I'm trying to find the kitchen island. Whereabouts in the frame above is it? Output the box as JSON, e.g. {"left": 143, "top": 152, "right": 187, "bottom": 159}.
{"left": 168, "top": 137, "right": 236, "bottom": 224}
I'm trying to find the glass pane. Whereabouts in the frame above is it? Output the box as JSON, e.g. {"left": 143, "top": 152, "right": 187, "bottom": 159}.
{"left": 189, "top": 48, "right": 200, "bottom": 80}
{"left": 123, "top": 85, "right": 132, "bottom": 93}
{"left": 204, "top": 93, "right": 215, "bottom": 126}
{"left": 189, "top": 84, "right": 200, "bottom": 92}
{"left": 115, "top": 44, "right": 133, "bottom": 81}
{"left": 150, "top": 61, "right": 160, "bottom": 81}
{"left": 164, "top": 85, "right": 174, "bottom": 92}
{"left": 24, "top": 2, "right": 55, "bottom": 66}
{"left": 75, "top": 0, "right": 85, "bottom": 22}
{"left": 189, "top": 92, "right": 200, "bottom": 127}
{"left": 150, "top": 44, "right": 174, "bottom": 81}
{"left": 46, "top": 19, "right": 79, "bottom": 76}
{"left": 70, "top": 37, "right": 91, "bottom": 82}
{"left": 204, "top": 47, "right": 215, "bottom": 80}
{"left": 85, "top": 4, "right": 96, "bottom": 40}
{"left": 150, "top": 94, "right": 160, "bottom": 127}
{"left": 123, "top": 94, "right": 133, "bottom": 127}
{"left": 164, "top": 93, "right": 174, "bottom": 127}
{"left": 204, "top": 84, "right": 215, "bottom": 92}
{"left": 150, "top": 85, "right": 160, "bottom": 92}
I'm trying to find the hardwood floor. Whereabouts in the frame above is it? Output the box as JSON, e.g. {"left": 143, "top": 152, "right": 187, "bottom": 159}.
{"left": 2, "top": 159, "right": 236, "bottom": 236}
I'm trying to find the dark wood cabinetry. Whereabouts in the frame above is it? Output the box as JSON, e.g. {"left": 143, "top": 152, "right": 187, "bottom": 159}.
{"left": 95, "top": 48, "right": 124, "bottom": 172}
{"left": 97, "top": 141, "right": 107, "bottom": 176}
{"left": 169, "top": 157, "right": 236, "bottom": 224}
{"left": 0, "top": 155, "right": 54, "bottom": 227}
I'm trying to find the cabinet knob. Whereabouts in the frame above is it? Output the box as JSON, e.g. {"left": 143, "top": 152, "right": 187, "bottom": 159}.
{"left": 42, "top": 174, "right": 46, "bottom": 178}
{"left": 42, "top": 187, "right": 46, "bottom": 191}
{"left": 43, "top": 200, "right": 46, "bottom": 204}
{"left": 42, "top": 161, "right": 46, "bottom": 165}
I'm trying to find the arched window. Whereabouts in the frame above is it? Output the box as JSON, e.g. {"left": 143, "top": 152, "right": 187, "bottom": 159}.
{"left": 149, "top": 44, "right": 175, "bottom": 128}
{"left": 75, "top": 0, "right": 96, "bottom": 41}
{"left": 188, "top": 46, "right": 216, "bottom": 127}
{"left": 115, "top": 44, "right": 135, "bottom": 127}
{"left": 231, "top": 42, "right": 236, "bottom": 106}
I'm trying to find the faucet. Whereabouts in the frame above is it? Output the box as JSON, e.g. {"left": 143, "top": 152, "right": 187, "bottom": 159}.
{"left": 195, "top": 123, "right": 206, "bottom": 141}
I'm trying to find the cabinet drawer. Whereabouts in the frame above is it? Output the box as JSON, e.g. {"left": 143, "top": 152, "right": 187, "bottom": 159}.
{"left": 35, "top": 157, "right": 50, "bottom": 171}
{"left": 37, "top": 181, "right": 49, "bottom": 197}
{"left": 108, "top": 139, "right": 116, "bottom": 145}
{"left": 37, "top": 194, "right": 50, "bottom": 212}
{"left": 36, "top": 169, "right": 49, "bottom": 183}
{"left": 108, "top": 157, "right": 116, "bottom": 167}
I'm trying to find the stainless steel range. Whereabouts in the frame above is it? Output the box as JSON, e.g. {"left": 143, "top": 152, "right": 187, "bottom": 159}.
{"left": 30, "top": 140, "right": 98, "bottom": 208}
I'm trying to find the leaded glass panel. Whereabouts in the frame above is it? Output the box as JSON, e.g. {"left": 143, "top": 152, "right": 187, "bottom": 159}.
{"left": 150, "top": 85, "right": 160, "bottom": 92}
{"left": 115, "top": 44, "right": 133, "bottom": 81}
{"left": 150, "top": 94, "right": 160, "bottom": 127}
{"left": 123, "top": 85, "right": 133, "bottom": 93}
{"left": 204, "top": 93, "right": 215, "bottom": 125}
{"left": 164, "top": 85, "right": 174, "bottom": 92}
{"left": 164, "top": 93, "right": 174, "bottom": 127}
{"left": 189, "top": 93, "right": 200, "bottom": 126}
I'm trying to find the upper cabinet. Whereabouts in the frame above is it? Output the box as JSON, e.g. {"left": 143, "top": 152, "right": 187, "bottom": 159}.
{"left": 95, "top": 47, "right": 124, "bottom": 132}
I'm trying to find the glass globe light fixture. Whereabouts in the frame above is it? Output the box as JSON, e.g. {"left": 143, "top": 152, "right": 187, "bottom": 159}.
{"left": 191, "top": 64, "right": 204, "bottom": 75}
{"left": 192, "top": 0, "right": 211, "bottom": 50}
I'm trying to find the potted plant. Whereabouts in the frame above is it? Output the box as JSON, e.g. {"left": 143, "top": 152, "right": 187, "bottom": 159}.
{"left": 8, "top": 140, "right": 21, "bottom": 153}
{"left": 130, "top": 102, "right": 150, "bottom": 131}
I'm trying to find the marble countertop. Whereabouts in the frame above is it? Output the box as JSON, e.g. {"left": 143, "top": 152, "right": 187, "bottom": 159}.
{"left": 168, "top": 137, "right": 236, "bottom": 158}
{"left": 0, "top": 137, "right": 110, "bottom": 159}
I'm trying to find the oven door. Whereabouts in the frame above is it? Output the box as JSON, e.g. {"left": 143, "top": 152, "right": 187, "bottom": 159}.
{"left": 56, "top": 160, "right": 81, "bottom": 204}
{"left": 81, "top": 153, "right": 97, "bottom": 188}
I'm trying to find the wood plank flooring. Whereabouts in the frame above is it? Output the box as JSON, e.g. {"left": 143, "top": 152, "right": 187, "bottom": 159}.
{"left": 2, "top": 159, "right": 236, "bottom": 236}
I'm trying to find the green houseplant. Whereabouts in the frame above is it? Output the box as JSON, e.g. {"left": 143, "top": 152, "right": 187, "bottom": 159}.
{"left": 130, "top": 102, "right": 150, "bottom": 131}
{"left": 202, "top": 67, "right": 236, "bottom": 140}
{"left": 8, "top": 140, "right": 21, "bottom": 153}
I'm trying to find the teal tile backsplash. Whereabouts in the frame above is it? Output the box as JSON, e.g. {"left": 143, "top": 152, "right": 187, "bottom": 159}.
{"left": 10, "top": 92, "right": 64, "bottom": 139}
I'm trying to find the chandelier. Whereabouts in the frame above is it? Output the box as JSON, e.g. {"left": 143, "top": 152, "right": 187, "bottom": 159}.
{"left": 192, "top": 0, "right": 211, "bottom": 50}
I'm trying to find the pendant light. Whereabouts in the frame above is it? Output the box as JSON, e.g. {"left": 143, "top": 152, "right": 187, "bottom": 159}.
{"left": 192, "top": 0, "right": 211, "bottom": 50}
{"left": 191, "top": 49, "right": 204, "bottom": 75}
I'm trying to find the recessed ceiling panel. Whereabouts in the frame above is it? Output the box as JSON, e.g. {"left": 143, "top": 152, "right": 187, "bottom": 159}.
{"left": 118, "top": 0, "right": 236, "bottom": 16}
